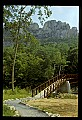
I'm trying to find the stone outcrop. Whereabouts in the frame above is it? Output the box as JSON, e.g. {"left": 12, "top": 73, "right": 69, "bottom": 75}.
{"left": 3, "top": 20, "right": 78, "bottom": 46}
{"left": 27, "top": 20, "right": 78, "bottom": 39}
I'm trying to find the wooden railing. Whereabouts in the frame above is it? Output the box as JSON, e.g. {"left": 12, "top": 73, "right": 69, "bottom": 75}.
{"left": 66, "top": 74, "right": 78, "bottom": 79}
{"left": 32, "top": 74, "right": 78, "bottom": 97}
{"left": 32, "top": 74, "right": 65, "bottom": 97}
{"left": 44, "top": 75, "right": 67, "bottom": 98}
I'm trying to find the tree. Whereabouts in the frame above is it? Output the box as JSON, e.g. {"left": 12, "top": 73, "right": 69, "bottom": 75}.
{"left": 3, "top": 5, "right": 52, "bottom": 91}
{"left": 3, "top": 47, "right": 14, "bottom": 88}
{"left": 66, "top": 47, "right": 78, "bottom": 74}
{"left": 55, "top": 42, "right": 69, "bottom": 57}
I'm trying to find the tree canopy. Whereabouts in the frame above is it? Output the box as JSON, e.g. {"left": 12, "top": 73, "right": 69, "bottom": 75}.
{"left": 3, "top": 5, "right": 78, "bottom": 90}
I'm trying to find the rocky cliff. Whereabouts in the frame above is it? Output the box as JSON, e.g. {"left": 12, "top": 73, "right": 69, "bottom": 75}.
{"left": 3, "top": 20, "right": 78, "bottom": 46}
{"left": 27, "top": 20, "right": 78, "bottom": 40}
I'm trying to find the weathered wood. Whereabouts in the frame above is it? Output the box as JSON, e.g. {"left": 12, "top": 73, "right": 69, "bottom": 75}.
{"left": 32, "top": 89, "right": 33, "bottom": 97}
{"left": 53, "top": 78, "right": 54, "bottom": 83}
{"left": 46, "top": 88, "right": 48, "bottom": 97}
{"left": 45, "top": 83, "right": 46, "bottom": 88}
{"left": 53, "top": 84, "right": 54, "bottom": 91}
{"left": 36, "top": 88, "right": 37, "bottom": 95}
{"left": 31, "top": 74, "right": 78, "bottom": 97}
{"left": 39, "top": 86, "right": 40, "bottom": 92}
{"left": 44, "top": 90, "right": 46, "bottom": 98}
{"left": 48, "top": 81, "right": 49, "bottom": 86}
{"left": 50, "top": 85, "right": 51, "bottom": 93}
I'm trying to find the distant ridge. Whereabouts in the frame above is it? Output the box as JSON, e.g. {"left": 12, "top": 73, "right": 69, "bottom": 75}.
{"left": 3, "top": 20, "right": 78, "bottom": 46}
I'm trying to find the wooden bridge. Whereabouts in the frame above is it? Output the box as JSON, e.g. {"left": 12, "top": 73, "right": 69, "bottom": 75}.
{"left": 32, "top": 74, "right": 78, "bottom": 98}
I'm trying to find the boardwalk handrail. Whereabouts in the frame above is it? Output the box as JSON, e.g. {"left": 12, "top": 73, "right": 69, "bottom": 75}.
{"left": 66, "top": 74, "right": 78, "bottom": 78}
{"left": 44, "top": 74, "right": 67, "bottom": 98}
{"left": 32, "top": 74, "right": 78, "bottom": 97}
{"left": 32, "top": 74, "right": 65, "bottom": 97}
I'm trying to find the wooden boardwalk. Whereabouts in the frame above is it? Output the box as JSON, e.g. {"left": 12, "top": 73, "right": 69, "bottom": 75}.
{"left": 32, "top": 74, "right": 78, "bottom": 98}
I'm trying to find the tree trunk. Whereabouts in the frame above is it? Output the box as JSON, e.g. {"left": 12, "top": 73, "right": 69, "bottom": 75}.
{"left": 11, "top": 23, "right": 20, "bottom": 92}
{"left": 11, "top": 6, "right": 25, "bottom": 92}
{"left": 11, "top": 41, "right": 18, "bottom": 91}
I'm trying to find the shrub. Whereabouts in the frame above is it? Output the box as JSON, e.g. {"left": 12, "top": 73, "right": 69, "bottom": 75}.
{"left": 3, "top": 104, "right": 15, "bottom": 116}
{"left": 3, "top": 87, "right": 32, "bottom": 100}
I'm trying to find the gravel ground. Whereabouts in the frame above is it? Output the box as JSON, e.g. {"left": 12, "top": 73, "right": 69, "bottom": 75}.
{"left": 5, "top": 99, "right": 50, "bottom": 117}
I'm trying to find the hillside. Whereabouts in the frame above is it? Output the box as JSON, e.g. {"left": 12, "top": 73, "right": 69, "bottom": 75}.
{"left": 27, "top": 20, "right": 78, "bottom": 44}
{"left": 3, "top": 20, "right": 78, "bottom": 46}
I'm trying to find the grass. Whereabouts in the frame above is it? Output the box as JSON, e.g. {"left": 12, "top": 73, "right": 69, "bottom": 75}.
{"left": 3, "top": 104, "right": 15, "bottom": 116}
{"left": 3, "top": 87, "right": 78, "bottom": 117}
{"left": 26, "top": 93, "right": 78, "bottom": 117}
{"left": 48, "top": 92, "right": 78, "bottom": 99}
{"left": 3, "top": 87, "right": 31, "bottom": 116}
{"left": 3, "top": 87, "right": 32, "bottom": 100}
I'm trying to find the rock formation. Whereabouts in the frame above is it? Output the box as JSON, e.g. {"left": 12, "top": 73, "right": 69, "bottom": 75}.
{"left": 27, "top": 20, "right": 78, "bottom": 39}
{"left": 3, "top": 20, "right": 78, "bottom": 46}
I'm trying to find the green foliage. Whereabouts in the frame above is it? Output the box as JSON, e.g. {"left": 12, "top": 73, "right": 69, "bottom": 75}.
{"left": 44, "top": 66, "right": 54, "bottom": 79}
{"left": 48, "top": 93, "right": 77, "bottom": 99}
{"left": 55, "top": 42, "right": 69, "bottom": 57}
{"left": 3, "top": 38, "right": 78, "bottom": 89}
{"left": 3, "top": 6, "right": 78, "bottom": 89}
{"left": 3, "top": 47, "right": 14, "bottom": 88}
{"left": 66, "top": 47, "right": 78, "bottom": 73}
{"left": 3, "top": 104, "right": 15, "bottom": 116}
{"left": 3, "top": 5, "right": 52, "bottom": 29}
{"left": 3, "top": 5, "right": 52, "bottom": 91}
{"left": 40, "top": 37, "right": 78, "bottom": 47}
{"left": 3, "top": 87, "right": 31, "bottom": 100}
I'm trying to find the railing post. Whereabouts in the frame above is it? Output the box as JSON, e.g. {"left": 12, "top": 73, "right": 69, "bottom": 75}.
{"left": 47, "top": 88, "right": 48, "bottom": 97}
{"left": 51, "top": 78, "right": 53, "bottom": 84}
{"left": 61, "top": 76, "right": 62, "bottom": 83}
{"left": 60, "top": 74, "right": 61, "bottom": 79}
{"left": 61, "top": 74, "right": 62, "bottom": 79}
{"left": 55, "top": 77, "right": 56, "bottom": 82}
{"left": 53, "top": 84, "right": 54, "bottom": 91}
{"left": 57, "top": 75, "right": 58, "bottom": 80}
{"left": 50, "top": 85, "right": 51, "bottom": 93}
{"left": 50, "top": 79, "right": 52, "bottom": 84}
{"left": 58, "top": 75, "right": 59, "bottom": 80}
{"left": 45, "top": 83, "right": 46, "bottom": 88}
{"left": 55, "top": 82, "right": 57, "bottom": 88}
{"left": 59, "top": 75, "right": 60, "bottom": 80}
{"left": 36, "top": 88, "right": 37, "bottom": 95}
{"left": 44, "top": 90, "right": 45, "bottom": 98}
{"left": 57, "top": 81, "right": 59, "bottom": 89}
{"left": 41, "top": 85, "right": 43, "bottom": 91}
{"left": 66, "top": 74, "right": 67, "bottom": 81}
{"left": 53, "top": 78, "right": 54, "bottom": 83}
{"left": 49, "top": 80, "right": 50, "bottom": 86}
{"left": 48, "top": 81, "right": 49, "bottom": 86}
{"left": 40, "top": 86, "right": 42, "bottom": 92}
{"left": 40, "top": 85, "right": 41, "bottom": 91}
{"left": 42, "top": 85, "right": 44, "bottom": 90}
{"left": 32, "top": 89, "right": 33, "bottom": 97}
{"left": 39, "top": 86, "right": 40, "bottom": 92}
{"left": 43, "top": 84, "right": 44, "bottom": 89}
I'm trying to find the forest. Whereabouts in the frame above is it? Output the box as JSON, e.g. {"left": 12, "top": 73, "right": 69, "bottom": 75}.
{"left": 3, "top": 5, "right": 78, "bottom": 90}
{"left": 3, "top": 35, "right": 78, "bottom": 89}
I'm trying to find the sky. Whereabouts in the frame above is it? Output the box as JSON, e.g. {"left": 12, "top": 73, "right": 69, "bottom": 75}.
{"left": 26, "top": 6, "right": 79, "bottom": 31}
